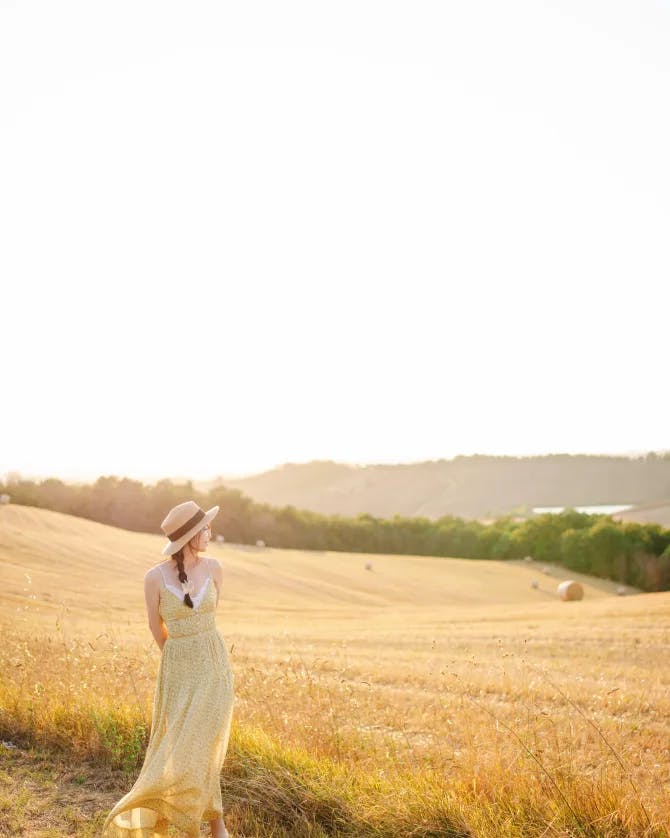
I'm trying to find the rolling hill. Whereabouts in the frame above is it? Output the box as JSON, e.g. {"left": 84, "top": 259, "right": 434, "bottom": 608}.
{"left": 612, "top": 500, "right": 670, "bottom": 527}
{"left": 212, "top": 453, "right": 670, "bottom": 520}
{"left": 2, "top": 504, "right": 664, "bottom": 644}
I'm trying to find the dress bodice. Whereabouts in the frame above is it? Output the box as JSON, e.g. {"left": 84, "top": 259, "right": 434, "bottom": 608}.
{"left": 158, "top": 568, "right": 218, "bottom": 638}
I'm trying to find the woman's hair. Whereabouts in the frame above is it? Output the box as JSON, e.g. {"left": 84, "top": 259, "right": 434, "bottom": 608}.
{"left": 171, "top": 530, "right": 205, "bottom": 609}
{"left": 171, "top": 547, "right": 193, "bottom": 608}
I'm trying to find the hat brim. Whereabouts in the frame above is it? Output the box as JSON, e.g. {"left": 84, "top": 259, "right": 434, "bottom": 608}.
{"left": 161, "top": 505, "right": 219, "bottom": 556}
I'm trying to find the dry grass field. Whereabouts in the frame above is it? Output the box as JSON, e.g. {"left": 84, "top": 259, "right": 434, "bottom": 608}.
{"left": 1, "top": 504, "right": 669, "bottom": 836}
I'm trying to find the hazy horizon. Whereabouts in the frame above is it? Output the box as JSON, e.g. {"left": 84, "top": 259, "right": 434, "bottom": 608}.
{"left": 4, "top": 446, "right": 669, "bottom": 487}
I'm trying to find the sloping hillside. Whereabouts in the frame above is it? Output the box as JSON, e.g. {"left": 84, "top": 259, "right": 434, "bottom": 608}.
{"left": 216, "top": 454, "right": 670, "bottom": 520}
{"left": 612, "top": 501, "right": 670, "bottom": 527}
{"left": 0, "top": 504, "right": 654, "bottom": 641}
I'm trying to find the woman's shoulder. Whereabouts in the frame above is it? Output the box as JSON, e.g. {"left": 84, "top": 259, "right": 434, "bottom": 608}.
{"left": 145, "top": 561, "right": 169, "bottom": 581}
{"left": 204, "top": 555, "right": 223, "bottom": 571}
{"left": 204, "top": 557, "right": 224, "bottom": 587}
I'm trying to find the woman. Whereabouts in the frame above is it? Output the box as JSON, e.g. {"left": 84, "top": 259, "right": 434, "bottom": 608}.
{"left": 102, "top": 500, "right": 235, "bottom": 838}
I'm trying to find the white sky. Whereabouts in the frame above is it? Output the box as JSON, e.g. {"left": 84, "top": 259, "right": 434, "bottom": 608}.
{"left": 2, "top": 1, "right": 669, "bottom": 483}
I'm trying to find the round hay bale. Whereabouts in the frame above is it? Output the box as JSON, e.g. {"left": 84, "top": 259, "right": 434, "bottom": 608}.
{"left": 524, "top": 555, "right": 533, "bottom": 562}
{"left": 616, "top": 585, "right": 626, "bottom": 596}
{"left": 0, "top": 494, "right": 10, "bottom": 505}
{"left": 256, "top": 539, "right": 265, "bottom": 548}
{"left": 542, "top": 566, "right": 552, "bottom": 575}
{"left": 365, "top": 561, "right": 373, "bottom": 571}
{"left": 557, "top": 580, "right": 584, "bottom": 601}
{"left": 215, "top": 534, "right": 225, "bottom": 543}
{"left": 530, "top": 579, "right": 539, "bottom": 589}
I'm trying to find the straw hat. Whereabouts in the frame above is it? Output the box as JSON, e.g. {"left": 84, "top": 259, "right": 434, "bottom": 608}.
{"left": 160, "top": 500, "right": 219, "bottom": 556}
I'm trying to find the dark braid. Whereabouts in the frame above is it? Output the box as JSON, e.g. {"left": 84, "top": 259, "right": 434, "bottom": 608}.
{"left": 172, "top": 547, "right": 194, "bottom": 609}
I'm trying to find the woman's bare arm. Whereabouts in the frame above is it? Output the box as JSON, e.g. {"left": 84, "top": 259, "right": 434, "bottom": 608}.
{"left": 144, "top": 569, "right": 169, "bottom": 651}
{"left": 208, "top": 557, "right": 223, "bottom": 607}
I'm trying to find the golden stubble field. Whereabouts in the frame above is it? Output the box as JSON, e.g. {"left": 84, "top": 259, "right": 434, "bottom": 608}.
{"left": 1, "top": 503, "right": 669, "bottom": 836}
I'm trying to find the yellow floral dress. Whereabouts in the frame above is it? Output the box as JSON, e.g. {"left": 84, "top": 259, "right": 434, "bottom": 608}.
{"left": 102, "top": 563, "right": 235, "bottom": 837}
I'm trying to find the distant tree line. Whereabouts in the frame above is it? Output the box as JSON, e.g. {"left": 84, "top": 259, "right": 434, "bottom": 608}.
{"left": 2, "top": 475, "right": 670, "bottom": 592}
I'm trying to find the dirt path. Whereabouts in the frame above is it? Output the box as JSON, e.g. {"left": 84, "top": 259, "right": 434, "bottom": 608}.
{"left": 0, "top": 741, "right": 219, "bottom": 837}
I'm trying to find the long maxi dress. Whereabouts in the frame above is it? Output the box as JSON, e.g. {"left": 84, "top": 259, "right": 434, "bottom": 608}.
{"left": 102, "top": 561, "right": 235, "bottom": 837}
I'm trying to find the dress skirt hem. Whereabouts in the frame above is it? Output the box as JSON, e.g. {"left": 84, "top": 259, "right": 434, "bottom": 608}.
{"left": 102, "top": 795, "right": 224, "bottom": 837}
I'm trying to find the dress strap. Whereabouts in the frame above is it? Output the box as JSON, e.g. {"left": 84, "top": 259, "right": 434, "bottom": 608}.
{"left": 157, "top": 563, "right": 168, "bottom": 587}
